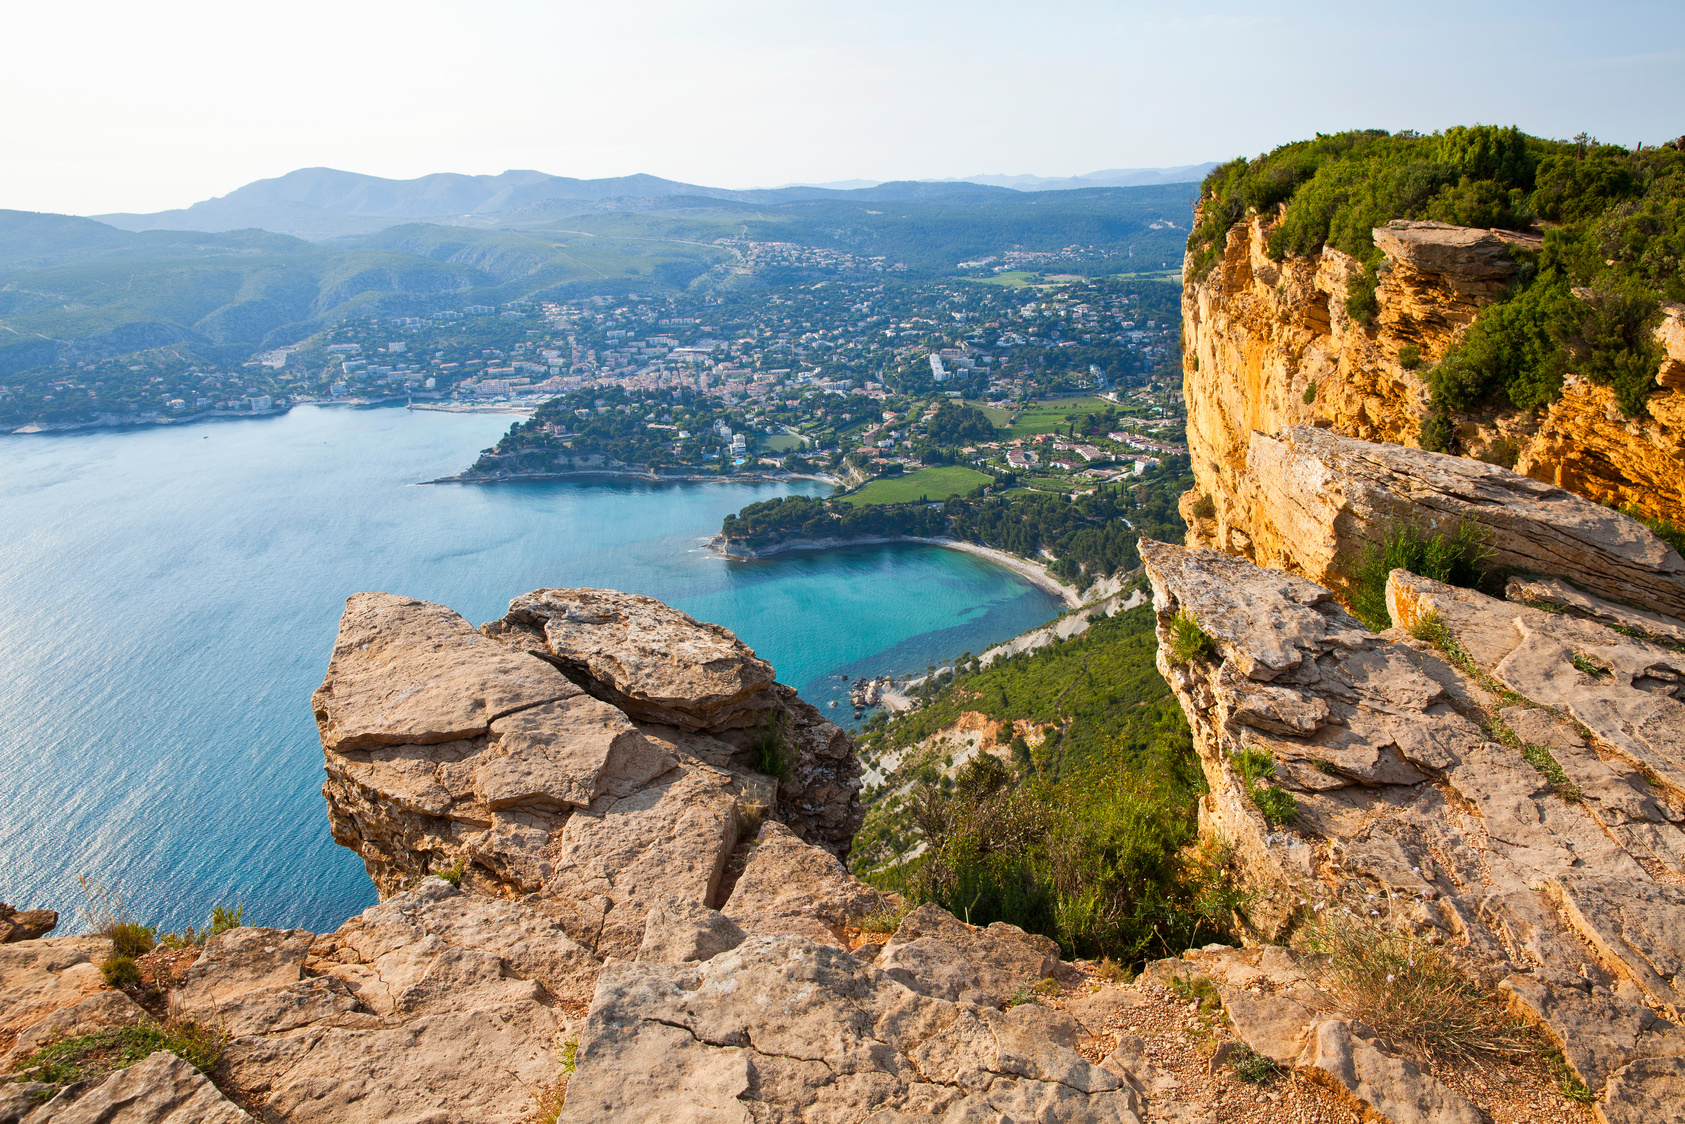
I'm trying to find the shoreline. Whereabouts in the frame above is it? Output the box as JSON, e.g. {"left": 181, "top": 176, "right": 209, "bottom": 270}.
{"left": 715, "top": 534, "right": 1083, "bottom": 608}
{"left": 426, "top": 468, "right": 843, "bottom": 487}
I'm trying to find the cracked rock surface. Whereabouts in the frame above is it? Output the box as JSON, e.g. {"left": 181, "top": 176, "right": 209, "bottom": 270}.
{"left": 1142, "top": 538, "right": 1685, "bottom": 1120}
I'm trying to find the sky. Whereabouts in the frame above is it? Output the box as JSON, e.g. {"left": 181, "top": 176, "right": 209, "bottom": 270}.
{"left": 4, "top": 0, "right": 1682, "bottom": 216}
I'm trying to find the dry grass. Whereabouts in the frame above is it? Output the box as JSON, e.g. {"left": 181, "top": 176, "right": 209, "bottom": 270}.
{"left": 1307, "top": 913, "right": 1532, "bottom": 1064}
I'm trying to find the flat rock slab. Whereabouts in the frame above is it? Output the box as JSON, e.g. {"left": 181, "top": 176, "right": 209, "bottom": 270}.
{"left": 1246, "top": 425, "right": 1685, "bottom": 620}
{"left": 1507, "top": 574, "right": 1685, "bottom": 647}
{"left": 1600, "top": 1055, "right": 1685, "bottom": 1124}
{"left": 558, "top": 934, "right": 1142, "bottom": 1124}
{"left": 0, "top": 938, "right": 111, "bottom": 1039}
{"left": 312, "top": 879, "right": 599, "bottom": 1012}
{"left": 26, "top": 1050, "right": 253, "bottom": 1123}
{"left": 171, "top": 927, "right": 312, "bottom": 1014}
{"left": 876, "top": 904, "right": 1064, "bottom": 1008}
{"left": 5, "top": 990, "right": 151, "bottom": 1065}
{"left": 225, "top": 1001, "right": 559, "bottom": 1124}
{"left": 313, "top": 592, "right": 576, "bottom": 753}
{"left": 501, "top": 588, "right": 777, "bottom": 730}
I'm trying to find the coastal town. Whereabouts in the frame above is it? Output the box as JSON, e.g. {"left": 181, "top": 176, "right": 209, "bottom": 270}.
{"left": 2, "top": 246, "right": 1184, "bottom": 466}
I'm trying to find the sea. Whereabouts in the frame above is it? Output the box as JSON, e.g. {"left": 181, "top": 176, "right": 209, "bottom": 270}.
{"left": 0, "top": 404, "right": 1063, "bottom": 935}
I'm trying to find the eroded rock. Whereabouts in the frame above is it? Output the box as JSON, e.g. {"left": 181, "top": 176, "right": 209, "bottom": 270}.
{"left": 1141, "top": 539, "right": 1685, "bottom": 1111}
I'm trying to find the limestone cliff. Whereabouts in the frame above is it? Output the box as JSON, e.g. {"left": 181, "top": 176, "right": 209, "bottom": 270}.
{"left": 1181, "top": 215, "right": 1685, "bottom": 527}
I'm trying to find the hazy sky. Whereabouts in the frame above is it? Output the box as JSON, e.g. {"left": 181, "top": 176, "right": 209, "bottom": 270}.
{"left": 5, "top": 0, "right": 1681, "bottom": 216}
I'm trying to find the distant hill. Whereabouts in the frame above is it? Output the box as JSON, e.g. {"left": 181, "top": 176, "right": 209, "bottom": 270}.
{"left": 1, "top": 173, "right": 1201, "bottom": 379}
{"left": 778, "top": 165, "right": 1220, "bottom": 195}
{"left": 90, "top": 166, "right": 1211, "bottom": 241}
{"left": 949, "top": 164, "right": 1220, "bottom": 191}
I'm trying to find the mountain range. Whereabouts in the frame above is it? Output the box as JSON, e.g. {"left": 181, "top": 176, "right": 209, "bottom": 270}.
{"left": 91, "top": 165, "right": 1218, "bottom": 241}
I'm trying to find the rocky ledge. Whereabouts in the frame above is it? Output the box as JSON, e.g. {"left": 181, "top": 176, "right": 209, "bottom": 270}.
{"left": 1143, "top": 537, "right": 1685, "bottom": 1122}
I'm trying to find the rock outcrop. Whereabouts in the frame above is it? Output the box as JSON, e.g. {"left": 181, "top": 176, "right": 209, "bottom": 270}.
{"left": 0, "top": 908, "right": 55, "bottom": 946}
{"left": 315, "top": 589, "right": 861, "bottom": 924}
{"left": 1183, "top": 213, "right": 1685, "bottom": 525}
{"left": 1195, "top": 424, "right": 1685, "bottom": 619}
{"left": 1141, "top": 537, "right": 1685, "bottom": 1117}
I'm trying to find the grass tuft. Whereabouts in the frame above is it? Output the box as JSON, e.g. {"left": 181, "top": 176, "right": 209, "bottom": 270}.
{"left": 1191, "top": 493, "right": 1217, "bottom": 520}
{"left": 1307, "top": 913, "right": 1531, "bottom": 1064}
{"left": 1231, "top": 748, "right": 1297, "bottom": 826}
{"left": 750, "top": 709, "right": 792, "bottom": 781}
{"left": 1569, "top": 651, "right": 1608, "bottom": 678}
{"left": 1228, "top": 1042, "right": 1280, "bottom": 1084}
{"left": 7, "top": 1020, "right": 227, "bottom": 1095}
{"left": 1168, "top": 611, "right": 1218, "bottom": 665}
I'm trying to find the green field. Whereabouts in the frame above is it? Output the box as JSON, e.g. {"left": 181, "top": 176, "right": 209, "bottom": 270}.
{"left": 840, "top": 465, "right": 994, "bottom": 506}
{"left": 1003, "top": 397, "right": 1115, "bottom": 438}
{"left": 962, "top": 400, "right": 1013, "bottom": 427}
{"left": 761, "top": 432, "right": 806, "bottom": 452}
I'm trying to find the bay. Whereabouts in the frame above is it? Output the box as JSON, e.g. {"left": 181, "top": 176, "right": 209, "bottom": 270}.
{"left": 0, "top": 405, "right": 1061, "bottom": 934}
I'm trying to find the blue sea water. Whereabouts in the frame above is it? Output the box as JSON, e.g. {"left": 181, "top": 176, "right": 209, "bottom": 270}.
{"left": 0, "top": 405, "right": 1061, "bottom": 935}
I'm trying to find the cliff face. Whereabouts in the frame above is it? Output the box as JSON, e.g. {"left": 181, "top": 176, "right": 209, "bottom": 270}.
{"left": 1181, "top": 215, "right": 1685, "bottom": 531}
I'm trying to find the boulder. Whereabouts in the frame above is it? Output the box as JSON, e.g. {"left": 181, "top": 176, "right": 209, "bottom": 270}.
{"left": 635, "top": 896, "right": 746, "bottom": 963}
{"left": 1297, "top": 1018, "right": 1483, "bottom": 1124}
{"left": 316, "top": 589, "right": 863, "bottom": 900}
{"left": 722, "top": 821, "right": 885, "bottom": 946}
{"left": 495, "top": 588, "right": 779, "bottom": 731}
{"left": 312, "top": 593, "right": 577, "bottom": 753}
{"left": 0, "top": 906, "right": 56, "bottom": 945}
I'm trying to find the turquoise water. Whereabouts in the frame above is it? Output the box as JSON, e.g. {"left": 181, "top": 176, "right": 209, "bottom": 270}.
{"left": 0, "top": 405, "right": 1060, "bottom": 935}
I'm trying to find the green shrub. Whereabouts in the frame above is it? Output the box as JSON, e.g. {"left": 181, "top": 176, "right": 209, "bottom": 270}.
{"left": 436, "top": 859, "right": 466, "bottom": 887}
{"left": 1187, "top": 128, "right": 1681, "bottom": 433}
{"left": 1347, "top": 520, "right": 1492, "bottom": 631}
{"left": 1302, "top": 379, "right": 1317, "bottom": 405}
{"left": 1230, "top": 749, "right": 1297, "bottom": 826}
{"left": 869, "top": 711, "right": 1240, "bottom": 962}
{"left": 1191, "top": 492, "right": 1217, "bottom": 520}
{"left": 1345, "top": 263, "right": 1381, "bottom": 324}
{"left": 208, "top": 905, "right": 244, "bottom": 934}
{"left": 102, "top": 955, "right": 142, "bottom": 988}
{"left": 1251, "top": 785, "right": 1299, "bottom": 826}
{"left": 1168, "top": 611, "right": 1218, "bottom": 665}
{"left": 1397, "top": 344, "right": 1422, "bottom": 370}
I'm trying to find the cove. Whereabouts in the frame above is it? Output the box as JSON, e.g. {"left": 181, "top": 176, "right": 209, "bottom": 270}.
{"left": 0, "top": 405, "right": 1061, "bottom": 935}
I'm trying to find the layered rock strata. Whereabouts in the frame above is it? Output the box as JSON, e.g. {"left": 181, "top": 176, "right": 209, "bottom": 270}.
{"left": 1182, "top": 214, "right": 1685, "bottom": 524}
{"left": 1141, "top": 538, "right": 1685, "bottom": 1119}
{"left": 1191, "top": 424, "right": 1685, "bottom": 620}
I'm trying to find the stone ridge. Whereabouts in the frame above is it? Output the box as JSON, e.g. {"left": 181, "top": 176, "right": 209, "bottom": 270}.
{"left": 1181, "top": 210, "right": 1685, "bottom": 526}
{"left": 1141, "top": 537, "right": 1685, "bottom": 1118}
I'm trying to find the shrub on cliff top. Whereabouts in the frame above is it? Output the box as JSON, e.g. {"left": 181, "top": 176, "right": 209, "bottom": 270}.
{"left": 1188, "top": 127, "right": 1684, "bottom": 423}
